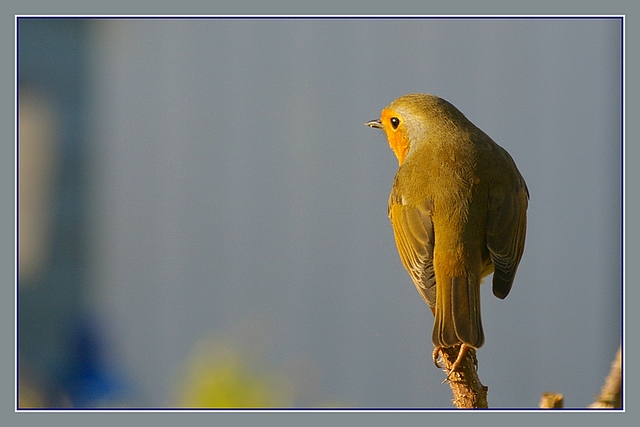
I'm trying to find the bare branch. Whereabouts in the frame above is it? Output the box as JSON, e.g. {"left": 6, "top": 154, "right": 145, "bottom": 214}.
{"left": 539, "top": 392, "right": 564, "bottom": 408}
{"left": 589, "top": 346, "right": 622, "bottom": 409}
{"left": 438, "top": 346, "right": 488, "bottom": 408}
{"left": 539, "top": 345, "right": 622, "bottom": 409}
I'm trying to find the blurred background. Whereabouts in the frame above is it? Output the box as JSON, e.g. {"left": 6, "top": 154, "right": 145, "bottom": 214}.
{"left": 17, "top": 17, "right": 622, "bottom": 409}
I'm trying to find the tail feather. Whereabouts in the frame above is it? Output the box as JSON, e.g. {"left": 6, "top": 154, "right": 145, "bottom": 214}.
{"left": 432, "top": 276, "right": 457, "bottom": 346}
{"left": 432, "top": 275, "right": 484, "bottom": 349}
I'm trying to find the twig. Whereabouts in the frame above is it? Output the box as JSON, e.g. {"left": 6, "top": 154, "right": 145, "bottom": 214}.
{"left": 539, "top": 392, "right": 564, "bottom": 408}
{"left": 539, "top": 345, "right": 622, "bottom": 409}
{"left": 588, "top": 346, "right": 622, "bottom": 409}
{"left": 438, "top": 346, "right": 488, "bottom": 408}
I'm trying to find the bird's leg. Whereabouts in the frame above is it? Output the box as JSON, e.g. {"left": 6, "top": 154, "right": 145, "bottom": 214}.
{"left": 450, "top": 344, "right": 470, "bottom": 373}
{"left": 433, "top": 344, "right": 469, "bottom": 372}
{"left": 438, "top": 344, "right": 472, "bottom": 383}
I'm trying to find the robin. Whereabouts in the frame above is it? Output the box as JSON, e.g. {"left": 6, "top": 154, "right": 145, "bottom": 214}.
{"left": 366, "top": 94, "right": 528, "bottom": 372}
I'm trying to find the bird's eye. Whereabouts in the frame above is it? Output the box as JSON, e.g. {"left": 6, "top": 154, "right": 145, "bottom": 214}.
{"left": 390, "top": 117, "right": 400, "bottom": 130}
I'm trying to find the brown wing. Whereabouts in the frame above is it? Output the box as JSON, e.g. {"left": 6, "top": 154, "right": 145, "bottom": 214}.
{"left": 388, "top": 193, "right": 436, "bottom": 309}
{"left": 487, "top": 167, "right": 529, "bottom": 300}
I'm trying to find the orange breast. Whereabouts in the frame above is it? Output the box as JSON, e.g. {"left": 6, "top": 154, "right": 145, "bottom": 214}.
{"left": 381, "top": 108, "right": 410, "bottom": 165}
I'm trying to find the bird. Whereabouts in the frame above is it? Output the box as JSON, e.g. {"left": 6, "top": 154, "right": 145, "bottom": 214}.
{"left": 366, "top": 94, "right": 528, "bottom": 373}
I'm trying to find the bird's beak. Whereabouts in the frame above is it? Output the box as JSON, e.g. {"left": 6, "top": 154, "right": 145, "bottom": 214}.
{"left": 365, "top": 119, "right": 383, "bottom": 129}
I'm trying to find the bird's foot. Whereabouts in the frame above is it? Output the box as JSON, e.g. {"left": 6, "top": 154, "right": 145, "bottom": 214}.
{"left": 432, "top": 346, "right": 444, "bottom": 369}
{"left": 437, "top": 344, "right": 471, "bottom": 383}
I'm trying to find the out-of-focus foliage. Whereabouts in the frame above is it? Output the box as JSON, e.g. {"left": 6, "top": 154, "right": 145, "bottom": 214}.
{"left": 18, "top": 381, "right": 46, "bottom": 408}
{"left": 173, "top": 340, "right": 293, "bottom": 408}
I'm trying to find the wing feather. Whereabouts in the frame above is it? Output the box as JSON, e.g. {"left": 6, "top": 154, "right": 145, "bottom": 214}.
{"left": 487, "top": 176, "right": 528, "bottom": 299}
{"left": 388, "top": 194, "right": 436, "bottom": 308}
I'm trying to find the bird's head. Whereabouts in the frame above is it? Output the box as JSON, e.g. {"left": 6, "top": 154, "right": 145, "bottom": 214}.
{"left": 366, "top": 94, "right": 466, "bottom": 165}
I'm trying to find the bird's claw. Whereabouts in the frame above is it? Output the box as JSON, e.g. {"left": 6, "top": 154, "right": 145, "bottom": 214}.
{"left": 435, "top": 344, "right": 471, "bottom": 383}
{"left": 432, "top": 346, "right": 444, "bottom": 369}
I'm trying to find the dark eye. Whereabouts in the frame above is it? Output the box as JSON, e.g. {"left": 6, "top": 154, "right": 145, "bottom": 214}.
{"left": 390, "top": 117, "right": 400, "bottom": 129}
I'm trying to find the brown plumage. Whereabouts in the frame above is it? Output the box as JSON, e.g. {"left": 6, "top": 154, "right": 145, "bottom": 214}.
{"left": 366, "top": 94, "right": 528, "bottom": 368}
